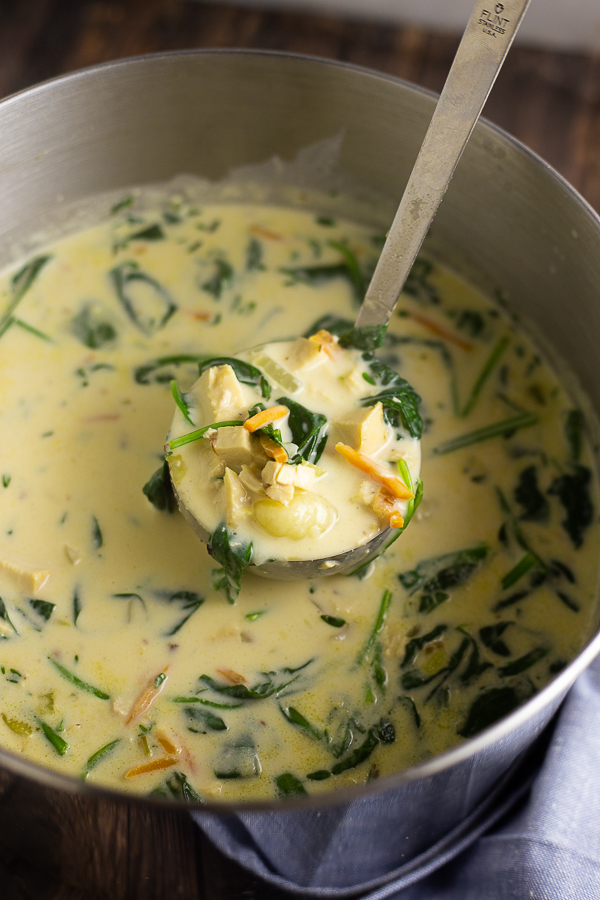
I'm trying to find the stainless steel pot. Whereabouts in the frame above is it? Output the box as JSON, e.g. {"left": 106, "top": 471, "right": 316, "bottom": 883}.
{"left": 0, "top": 49, "right": 599, "bottom": 890}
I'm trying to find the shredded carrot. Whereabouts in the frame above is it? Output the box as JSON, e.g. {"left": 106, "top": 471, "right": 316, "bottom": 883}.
{"left": 335, "top": 443, "right": 414, "bottom": 500}
{"left": 217, "top": 668, "right": 247, "bottom": 685}
{"left": 190, "top": 311, "right": 212, "bottom": 321}
{"left": 410, "top": 312, "right": 473, "bottom": 351}
{"left": 308, "top": 329, "right": 339, "bottom": 359}
{"left": 250, "top": 224, "right": 283, "bottom": 241}
{"left": 155, "top": 731, "right": 181, "bottom": 756}
{"left": 260, "top": 434, "right": 288, "bottom": 463}
{"left": 125, "top": 756, "right": 177, "bottom": 778}
{"left": 126, "top": 668, "right": 169, "bottom": 725}
{"left": 244, "top": 405, "right": 289, "bottom": 433}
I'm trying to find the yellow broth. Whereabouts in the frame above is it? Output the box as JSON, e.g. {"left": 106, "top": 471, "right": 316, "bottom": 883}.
{"left": 0, "top": 198, "right": 597, "bottom": 802}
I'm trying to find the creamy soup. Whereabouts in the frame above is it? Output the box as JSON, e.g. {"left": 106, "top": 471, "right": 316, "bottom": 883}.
{"left": 0, "top": 196, "right": 597, "bottom": 803}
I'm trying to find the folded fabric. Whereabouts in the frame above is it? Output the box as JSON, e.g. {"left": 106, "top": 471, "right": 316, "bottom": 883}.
{"left": 193, "top": 654, "right": 600, "bottom": 899}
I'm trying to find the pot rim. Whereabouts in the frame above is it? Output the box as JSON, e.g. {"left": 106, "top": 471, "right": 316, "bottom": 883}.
{"left": 1, "top": 47, "right": 599, "bottom": 813}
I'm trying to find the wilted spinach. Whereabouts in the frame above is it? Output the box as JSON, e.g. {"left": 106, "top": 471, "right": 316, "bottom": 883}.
{"left": 360, "top": 353, "right": 423, "bottom": 440}
{"left": 110, "top": 261, "right": 176, "bottom": 335}
{"left": 199, "top": 659, "right": 312, "bottom": 701}
{"left": 200, "top": 258, "right": 234, "bottom": 298}
{"left": 143, "top": 460, "right": 177, "bottom": 513}
{"left": 514, "top": 466, "right": 549, "bottom": 521}
{"left": 208, "top": 523, "right": 253, "bottom": 603}
{"left": 277, "top": 396, "right": 328, "bottom": 464}
{"left": 548, "top": 464, "right": 594, "bottom": 548}
{"left": 71, "top": 303, "right": 117, "bottom": 349}
{"left": 398, "top": 544, "right": 488, "bottom": 613}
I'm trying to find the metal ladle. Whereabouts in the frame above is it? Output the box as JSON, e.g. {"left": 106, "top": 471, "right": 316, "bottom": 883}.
{"left": 177, "top": 0, "right": 532, "bottom": 580}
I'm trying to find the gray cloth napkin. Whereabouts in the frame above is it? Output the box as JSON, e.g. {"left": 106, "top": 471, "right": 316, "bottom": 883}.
{"left": 193, "top": 654, "right": 600, "bottom": 898}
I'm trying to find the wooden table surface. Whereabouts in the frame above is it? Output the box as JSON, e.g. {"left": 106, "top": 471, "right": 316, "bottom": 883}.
{"left": 1, "top": 1, "right": 600, "bottom": 898}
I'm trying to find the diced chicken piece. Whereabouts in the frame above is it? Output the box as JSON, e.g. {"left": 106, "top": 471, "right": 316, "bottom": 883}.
{"left": 196, "top": 364, "right": 247, "bottom": 421}
{"left": 208, "top": 454, "right": 226, "bottom": 480}
{"left": 308, "top": 329, "right": 340, "bottom": 358}
{"left": 0, "top": 559, "right": 50, "bottom": 594}
{"left": 333, "top": 402, "right": 388, "bottom": 456}
{"left": 223, "top": 468, "right": 251, "bottom": 528}
{"left": 261, "top": 460, "right": 316, "bottom": 490}
{"left": 265, "top": 483, "right": 295, "bottom": 505}
{"left": 213, "top": 426, "right": 254, "bottom": 471}
{"left": 354, "top": 479, "right": 378, "bottom": 506}
{"left": 341, "top": 366, "right": 369, "bottom": 396}
{"left": 238, "top": 464, "right": 265, "bottom": 497}
{"left": 284, "top": 337, "right": 326, "bottom": 372}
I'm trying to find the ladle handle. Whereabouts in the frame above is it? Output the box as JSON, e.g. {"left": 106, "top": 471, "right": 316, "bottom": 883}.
{"left": 354, "top": 0, "right": 532, "bottom": 339}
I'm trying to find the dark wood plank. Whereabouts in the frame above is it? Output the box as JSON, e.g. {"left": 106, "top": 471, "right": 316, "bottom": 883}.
{"left": 0, "top": 771, "right": 201, "bottom": 900}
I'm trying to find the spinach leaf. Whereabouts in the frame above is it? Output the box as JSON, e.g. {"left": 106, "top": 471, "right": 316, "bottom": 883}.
{"left": 0, "top": 597, "right": 18, "bottom": 636}
{"left": 207, "top": 523, "right": 253, "bottom": 603}
{"left": 303, "top": 314, "right": 354, "bottom": 339}
{"left": 70, "top": 303, "right": 117, "bottom": 348}
{"left": 400, "top": 624, "right": 448, "bottom": 668}
{"left": 357, "top": 589, "right": 392, "bottom": 665}
{"left": 82, "top": 739, "right": 120, "bottom": 779}
{"left": 109, "top": 261, "right": 176, "bottom": 335}
{"left": 451, "top": 309, "right": 486, "bottom": 338}
{"left": 113, "top": 223, "right": 164, "bottom": 251}
{"left": 275, "top": 773, "right": 308, "bottom": 797}
{"left": 360, "top": 354, "right": 423, "bottom": 440}
{"left": 185, "top": 706, "right": 227, "bottom": 733}
{"left": 49, "top": 658, "right": 110, "bottom": 700}
{"left": 498, "top": 647, "right": 548, "bottom": 676}
{"left": 460, "top": 336, "right": 509, "bottom": 418}
{"left": 306, "top": 769, "right": 331, "bottom": 781}
{"left": 331, "top": 728, "right": 380, "bottom": 775}
{"left": 281, "top": 241, "right": 366, "bottom": 303}
{"left": 277, "top": 396, "right": 328, "bottom": 464}
{"left": 398, "top": 545, "right": 488, "bottom": 614}
{"left": 399, "top": 695, "right": 421, "bottom": 728}
{"left": 199, "top": 659, "right": 312, "bottom": 701}
{"left": 458, "top": 687, "right": 521, "bottom": 738}
{"left": 514, "top": 466, "right": 549, "bottom": 521}
{"left": 201, "top": 258, "right": 234, "bottom": 298}
{"left": 29, "top": 598, "right": 55, "bottom": 625}
{"left": 246, "top": 238, "right": 265, "bottom": 271}
{"left": 143, "top": 460, "right": 177, "bottom": 513}
{"left": 198, "top": 356, "right": 270, "bottom": 400}
{"left": 0, "top": 255, "right": 52, "bottom": 336}
{"left": 479, "top": 622, "right": 513, "bottom": 656}
{"left": 433, "top": 412, "right": 538, "bottom": 455}
{"left": 73, "top": 589, "right": 82, "bottom": 626}
{"left": 164, "top": 590, "right": 204, "bottom": 636}
{"left": 565, "top": 409, "right": 584, "bottom": 463}
{"left": 134, "top": 354, "right": 208, "bottom": 385}
{"left": 402, "top": 257, "right": 440, "bottom": 305}
{"left": 37, "top": 718, "right": 69, "bottom": 755}
{"left": 279, "top": 705, "right": 322, "bottom": 741}
{"left": 110, "top": 196, "right": 134, "bottom": 215}
{"left": 501, "top": 553, "right": 537, "bottom": 590}
{"left": 214, "top": 737, "right": 260, "bottom": 779}
{"left": 548, "top": 465, "right": 594, "bottom": 548}
{"left": 91, "top": 516, "right": 103, "bottom": 550}
{"left": 150, "top": 771, "right": 203, "bottom": 802}
{"left": 320, "top": 615, "right": 346, "bottom": 628}
{"left": 170, "top": 380, "right": 194, "bottom": 425}
{"left": 459, "top": 633, "right": 493, "bottom": 684}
